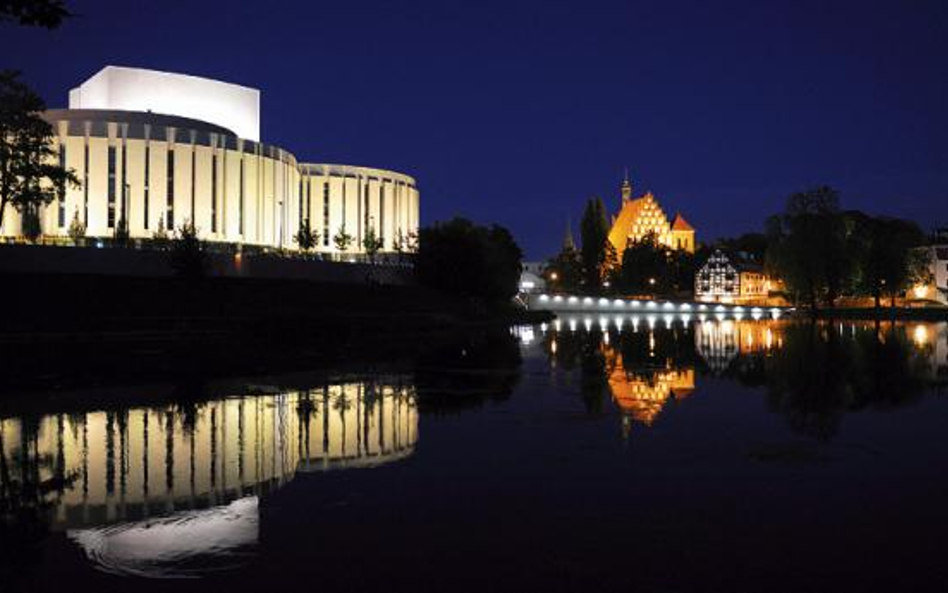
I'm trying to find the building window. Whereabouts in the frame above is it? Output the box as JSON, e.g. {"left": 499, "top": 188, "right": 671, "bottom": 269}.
{"left": 57, "top": 142, "right": 66, "bottom": 228}
{"left": 211, "top": 152, "right": 217, "bottom": 233}
{"left": 167, "top": 148, "right": 175, "bottom": 230}
{"left": 107, "top": 145, "right": 116, "bottom": 228}
{"left": 83, "top": 139, "right": 89, "bottom": 223}
{"left": 299, "top": 178, "right": 304, "bottom": 227}
{"left": 239, "top": 157, "right": 244, "bottom": 235}
{"left": 120, "top": 141, "right": 127, "bottom": 226}
{"left": 378, "top": 184, "right": 384, "bottom": 245}
{"left": 323, "top": 181, "right": 330, "bottom": 246}
{"left": 144, "top": 143, "right": 150, "bottom": 230}
{"left": 190, "top": 145, "right": 196, "bottom": 220}
{"left": 363, "top": 183, "right": 370, "bottom": 236}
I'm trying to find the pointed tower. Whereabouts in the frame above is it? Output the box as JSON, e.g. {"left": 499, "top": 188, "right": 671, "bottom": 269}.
{"left": 563, "top": 218, "right": 576, "bottom": 251}
{"left": 620, "top": 169, "right": 633, "bottom": 204}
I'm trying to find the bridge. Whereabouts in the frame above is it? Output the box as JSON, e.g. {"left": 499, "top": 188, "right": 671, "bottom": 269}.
{"left": 526, "top": 293, "right": 789, "bottom": 320}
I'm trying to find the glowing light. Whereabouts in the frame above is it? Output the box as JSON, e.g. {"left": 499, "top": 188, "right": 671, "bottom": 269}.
{"left": 912, "top": 324, "right": 930, "bottom": 348}
{"left": 539, "top": 294, "right": 549, "bottom": 302}
{"left": 912, "top": 284, "right": 929, "bottom": 299}
{"left": 70, "top": 66, "right": 262, "bottom": 141}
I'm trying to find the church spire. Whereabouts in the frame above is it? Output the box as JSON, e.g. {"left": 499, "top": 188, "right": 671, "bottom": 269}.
{"left": 563, "top": 217, "right": 576, "bottom": 251}
{"left": 621, "top": 168, "right": 632, "bottom": 203}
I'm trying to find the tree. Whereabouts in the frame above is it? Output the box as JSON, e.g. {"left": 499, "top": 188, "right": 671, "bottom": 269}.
{"left": 332, "top": 225, "right": 354, "bottom": 253}
{"left": 0, "top": 0, "right": 70, "bottom": 28}
{"left": 169, "top": 219, "right": 207, "bottom": 279}
{"left": 362, "top": 222, "right": 383, "bottom": 261}
{"left": 546, "top": 244, "right": 583, "bottom": 293}
{"left": 294, "top": 217, "right": 319, "bottom": 252}
{"left": 113, "top": 216, "right": 129, "bottom": 244}
{"left": 0, "top": 0, "right": 71, "bottom": 28}
{"left": 0, "top": 70, "right": 79, "bottom": 235}
{"left": 66, "top": 208, "right": 84, "bottom": 242}
{"left": 405, "top": 229, "right": 419, "bottom": 253}
{"left": 392, "top": 229, "right": 406, "bottom": 254}
{"left": 851, "top": 214, "right": 926, "bottom": 308}
{"left": 765, "top": 186, "right": 853, "bottom": 309}
{"left": 618, "top": 232, "right": 665, "bottom": 294}
{"left": 415, "top": 217, "right": 523, "bottom": 304}
{"left": 580, "top": 197, "right": 611, "bottom": 294}
{"left": 152, "top": 215, "right": 170, "bottom": 250}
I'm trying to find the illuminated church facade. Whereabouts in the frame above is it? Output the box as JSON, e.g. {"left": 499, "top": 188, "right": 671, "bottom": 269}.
{"left": 607, "top": 176, "right": 695, "bottom": 260}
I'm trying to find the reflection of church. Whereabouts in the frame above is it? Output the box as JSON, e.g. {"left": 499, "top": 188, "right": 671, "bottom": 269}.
{"left": 603, "top": 345, "right": 695, "bottom": 436}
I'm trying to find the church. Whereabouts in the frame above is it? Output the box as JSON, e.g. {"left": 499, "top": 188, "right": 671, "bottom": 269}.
{"left": 606, "top": 175, "right": 695, "bottom": 259}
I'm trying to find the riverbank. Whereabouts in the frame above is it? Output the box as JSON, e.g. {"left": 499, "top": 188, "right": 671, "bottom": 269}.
{"left": 795, "top": 306, "right": 948, "bottom": 321}
{"left": 0, "top": 272, "right": 549, "bottom": 392}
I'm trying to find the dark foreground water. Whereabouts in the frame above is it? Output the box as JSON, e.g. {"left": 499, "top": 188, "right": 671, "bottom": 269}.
{"left": 1, "top": 317, "right": 947, "bottom": 592}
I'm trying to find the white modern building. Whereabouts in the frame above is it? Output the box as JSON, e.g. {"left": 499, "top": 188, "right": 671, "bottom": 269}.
{"left": 0, "top": 66, "right": 420, "bottom": 255}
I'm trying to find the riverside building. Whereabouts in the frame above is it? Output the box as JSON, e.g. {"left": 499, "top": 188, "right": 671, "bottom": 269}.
{"left": 1, "top": 66, "right": 420, "bottom": 255}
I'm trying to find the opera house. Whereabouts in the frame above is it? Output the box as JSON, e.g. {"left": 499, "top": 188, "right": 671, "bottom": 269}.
{"left": 0, "top": 66, "right": 420, "bottom": 254}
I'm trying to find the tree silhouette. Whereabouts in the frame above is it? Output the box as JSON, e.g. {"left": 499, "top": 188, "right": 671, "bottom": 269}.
{"left": 0, "top": 0, "right": 71, "bottom": 29}
{"left": 0, "top": 70, "right": 79, "bottom": 235}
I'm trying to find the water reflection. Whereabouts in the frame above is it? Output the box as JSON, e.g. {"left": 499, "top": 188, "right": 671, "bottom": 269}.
{"left": 0, "top": 378, "right": 417, "bottom": 578}
{"left": 528, "top": 315, "right": 947, "bottom": 438}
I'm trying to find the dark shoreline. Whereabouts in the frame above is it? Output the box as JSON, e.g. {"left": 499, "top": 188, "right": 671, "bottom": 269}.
{"left": 790, "top": 307, "right": 948, "bottom": 321}
{"left": 0, "top": 272, "right": 549, "bottom": 398}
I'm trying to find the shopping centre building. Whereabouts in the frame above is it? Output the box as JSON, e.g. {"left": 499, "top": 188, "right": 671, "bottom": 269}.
{"left": 1, "top": 66, "right": 420, "bottom": 254}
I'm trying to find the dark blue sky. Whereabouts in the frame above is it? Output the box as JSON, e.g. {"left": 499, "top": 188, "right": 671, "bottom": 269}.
{"left": 8, "top": 0, "right": 947, "bottom": 258}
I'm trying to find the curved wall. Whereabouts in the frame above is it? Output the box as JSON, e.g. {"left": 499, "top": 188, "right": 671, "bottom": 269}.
{"left": 69, "top": 66, "right": 260, "bottom": 142}
{"left": 1, "top": 110, "right": 419, "bottom": 255}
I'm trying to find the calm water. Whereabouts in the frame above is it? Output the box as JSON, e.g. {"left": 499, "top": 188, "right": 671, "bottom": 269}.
{"left": 1, "top": 317, "right": 947, "bottom": 592}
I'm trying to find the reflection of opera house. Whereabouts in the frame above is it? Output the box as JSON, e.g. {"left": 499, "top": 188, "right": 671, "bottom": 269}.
{"left": 0, "top": 379, "right": 417, "bottom": 577}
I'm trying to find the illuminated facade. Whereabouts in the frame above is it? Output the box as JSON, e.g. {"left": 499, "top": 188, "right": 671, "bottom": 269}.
{"left": 695, "top": 319, "right": 783, "bottom": 372}
{"left": 0, "top": 380, "right": 418, "bottom": 533}
{"left": 695, "top": 249, "right": 771, "bottom": 304}
{"left": 0, "top": 67, "right": 420, "bottom": 254}
{"left": 607, "top": 175, "right": 696, "bottom": 260}
{"left": 910, "top": 238, "right": 948, "bottom": 304}
{"left": 604, "top": 345, "right": 695, "bottom": 431}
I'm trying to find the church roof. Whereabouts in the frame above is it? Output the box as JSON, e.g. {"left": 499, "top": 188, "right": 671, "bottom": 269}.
{"left": 607, "top": 194, "right": 651, "bottom": 250}
{"left": 671, "top": 213, "right": 694, "bottom": 232}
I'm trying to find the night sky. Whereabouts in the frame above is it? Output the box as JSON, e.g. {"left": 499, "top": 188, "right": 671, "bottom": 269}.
{"left": 7, "top": 0, "right": 947, "bottom": 258}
